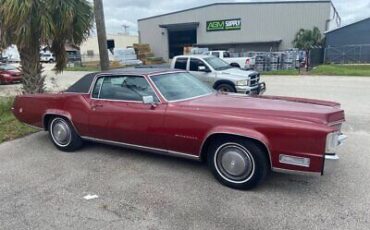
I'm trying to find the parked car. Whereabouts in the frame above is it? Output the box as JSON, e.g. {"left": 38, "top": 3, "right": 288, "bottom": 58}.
{"left": 67, "top": 51, "right": 82, "bottom": 63}
{"left": 171, "top": 55, "right": 265, "bottom": 95}
{"left": 0, "top": 64, "right": 23, "bottom": 84}
{"left": 208, "top": 50, "right": 250, "bottom": 69}
{"left": 114, "top": 48, "right": 143, "bottom": 66}
{"left": 40, "top": 53, "right": 55, "bottom": 63}
{"left": 12, "top": 69, "right": 346, "bottom": 189}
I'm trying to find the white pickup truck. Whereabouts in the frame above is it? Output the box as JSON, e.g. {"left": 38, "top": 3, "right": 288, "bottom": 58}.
{"left": 207, "top": 50, "right": 253, "bottom": 69}
{"left": 171, "top": 55, "right": 265, "bottom": 95}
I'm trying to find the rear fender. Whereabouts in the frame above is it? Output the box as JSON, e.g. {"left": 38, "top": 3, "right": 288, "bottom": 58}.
{"left": 42, "top": 109, "right": 73, "bottom": 130}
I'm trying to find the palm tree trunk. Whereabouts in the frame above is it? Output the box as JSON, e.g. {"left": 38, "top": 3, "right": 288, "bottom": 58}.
{"left": 19, "top": 40, "right": 45, "bottom": 94}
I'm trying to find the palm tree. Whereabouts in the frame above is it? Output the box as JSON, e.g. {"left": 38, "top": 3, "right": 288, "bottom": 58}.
{"left": 0, "top": 0, "right": 93, "bottom": 93}
{"left": 293, "top": 27, "right": 322, "bottom": 72}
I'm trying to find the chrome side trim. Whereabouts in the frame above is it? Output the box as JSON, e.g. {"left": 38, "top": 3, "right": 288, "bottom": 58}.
{"left": 81, "top": 136, "right": 201, "bottom": 161}
{"left": 272, "top": 167, "right": 321, "bottom": 176}
{"left": 166, "top": 93, "right": 214, "bottom": 103}
{"left": 199, "top": 132, "right": 273, "bottom": 169}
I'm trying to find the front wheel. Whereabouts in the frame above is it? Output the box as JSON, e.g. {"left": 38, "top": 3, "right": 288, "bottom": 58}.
{"left": 208, "top": 137, "right": 269, "bottom": 190}
{"left": 48, "top": 117, "right": 83, "bottom": 152}
{"left": 216, "top": 84, "right": 236, "bottom": 93}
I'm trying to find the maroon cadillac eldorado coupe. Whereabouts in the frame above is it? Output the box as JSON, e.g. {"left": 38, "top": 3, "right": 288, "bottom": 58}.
{"left": 12, "top": 69, "right": 346, "bottom": 189}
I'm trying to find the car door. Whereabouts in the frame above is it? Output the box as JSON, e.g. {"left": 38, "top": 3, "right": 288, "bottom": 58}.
{"left": 88, "top": 74, "right": 167, "bottom": 150}
{"left": 188, "top": 58, "right": 213, "bottom": 85}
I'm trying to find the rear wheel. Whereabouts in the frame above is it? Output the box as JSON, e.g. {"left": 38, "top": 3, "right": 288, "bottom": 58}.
{"left": 216, "top": 84, "right": 236, "bottom": 93}
{"left": 208, "top": 137, "right": 269, "bottom": 190}
{"left": 48, "top": 117, "right": 83, "bottom": 152}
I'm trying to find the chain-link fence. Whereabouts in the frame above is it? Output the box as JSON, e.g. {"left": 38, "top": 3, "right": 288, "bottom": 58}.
{"left": 324, "top": 44, "right": 370, "bottom": 64}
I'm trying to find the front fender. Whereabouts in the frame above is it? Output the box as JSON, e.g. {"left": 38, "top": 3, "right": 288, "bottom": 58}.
{"left": 201, "top": 126, "right": 272, "bottom": 164}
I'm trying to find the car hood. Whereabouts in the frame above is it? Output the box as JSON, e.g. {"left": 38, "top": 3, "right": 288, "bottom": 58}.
{"left": 178, "top": 93, "right": 345, "bottom": 125}
{"left": 217, "top": 68, "right": 257, "bottom": 80}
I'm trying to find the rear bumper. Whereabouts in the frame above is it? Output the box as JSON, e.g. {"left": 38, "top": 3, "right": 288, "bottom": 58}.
{"left": 236, "top": 82, "right": 266, "bottom": 95}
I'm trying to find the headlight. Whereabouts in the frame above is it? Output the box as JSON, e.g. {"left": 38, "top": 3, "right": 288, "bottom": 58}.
{"left": 236, "top": 80, "right": 249, "bottom": 86}
{"left": 325, "top": 132, "right": 339, "bottom": 154}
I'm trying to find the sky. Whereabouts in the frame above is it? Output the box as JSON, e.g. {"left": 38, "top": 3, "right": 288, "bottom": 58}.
{"left": 97, "top": 0, "right": 370, "bottom": 35}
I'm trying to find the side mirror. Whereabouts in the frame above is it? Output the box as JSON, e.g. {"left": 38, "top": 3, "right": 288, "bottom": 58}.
{"left": 198, "top": 66, "right": 210, "bottom": 72}
{"left": 142, "top": 95, "right": 154, "bottom": 105}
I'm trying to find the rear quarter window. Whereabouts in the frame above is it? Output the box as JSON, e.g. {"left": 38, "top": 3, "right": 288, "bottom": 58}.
{"left": 174, "top": 58, "right": 188, "bottom": 70}
{"left": 65, "top": 73, "right": 96, "bottom": 93}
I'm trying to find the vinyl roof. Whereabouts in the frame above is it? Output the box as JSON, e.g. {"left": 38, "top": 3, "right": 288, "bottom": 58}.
{"left": 65, "top": 68, "right": 177, "bottom": 93}
{"left": 138, "top": 1, "right": 332, "bottom": 21}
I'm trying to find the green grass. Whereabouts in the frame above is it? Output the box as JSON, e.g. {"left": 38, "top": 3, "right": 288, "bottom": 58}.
{"left": 0, "top": 97, "right": 38, "bottom": 144}
{"left": 262, "top": 65, "right": 370, "bottom": 76}
{"left": 311, "top": 65, "right": 370, "bottom": 76}
{"left": 262, "top": 69, "right": 300, "bottom": 75}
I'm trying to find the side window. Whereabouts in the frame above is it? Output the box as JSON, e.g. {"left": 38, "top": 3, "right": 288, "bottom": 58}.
{"left": 96, "top": 75, "right": 159, "bottom": 102}
{"left": 92, "top": 77, "right": 104, "bottom": 98}
{"left": 223, "top": 52, "right": 231, "bottom": 58}
{"left": 211, "top": 52, "right": 220, "bottom": 58}
{"left": 174, "top": 58, "right": 188, "bottom": 70}
{"left": 190, "top": 58, "right": 207, "bottom": 71}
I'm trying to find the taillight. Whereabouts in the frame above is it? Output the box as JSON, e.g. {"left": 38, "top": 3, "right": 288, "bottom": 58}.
{"left": 246, "top": 59, "right": 250, "bottom": 65}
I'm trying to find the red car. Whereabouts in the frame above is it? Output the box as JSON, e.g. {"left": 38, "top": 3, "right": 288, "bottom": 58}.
{"left": 12, "top": 69, "right": 346, "bottom": 189}
{"left": 0, "top": 64, "right": 23, "bottom": 84}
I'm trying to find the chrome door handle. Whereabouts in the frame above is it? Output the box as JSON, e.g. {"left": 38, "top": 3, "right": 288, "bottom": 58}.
{"left": 91, "top": 104, "right": 103, "bottom": 110}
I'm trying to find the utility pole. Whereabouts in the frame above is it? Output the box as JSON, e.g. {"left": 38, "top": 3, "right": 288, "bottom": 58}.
{"left": 93, "top": 0, "right": 109, "bottom": 70}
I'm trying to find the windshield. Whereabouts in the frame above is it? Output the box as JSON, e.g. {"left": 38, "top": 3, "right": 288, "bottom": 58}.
{"left": 151, "top": 72, "right": 213, "bottom": 101}
{"left": 0, "top": 65, "right": 17, "bottom": 71}
{"left": 204, "top": 56, "right": 232, "bottom": 71}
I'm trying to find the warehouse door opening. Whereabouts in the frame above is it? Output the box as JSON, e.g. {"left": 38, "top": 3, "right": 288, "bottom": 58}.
{"left": 160, "top": 23, "right": 199, "bottom": 59}
{"left": 168, "top": 29, "right": 197, "bottom": 58}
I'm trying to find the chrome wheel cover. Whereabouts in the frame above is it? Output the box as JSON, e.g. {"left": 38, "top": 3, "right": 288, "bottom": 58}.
{"left": 50, "top": 118, "right": 72, "bottom": 147}
{"left": 214, "top": 143, "right": 255, "bottom": 184}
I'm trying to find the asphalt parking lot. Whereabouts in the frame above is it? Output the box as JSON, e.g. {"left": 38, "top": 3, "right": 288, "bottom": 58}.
{"left": 1, "top": 71, "right": 370, "bottom": 229}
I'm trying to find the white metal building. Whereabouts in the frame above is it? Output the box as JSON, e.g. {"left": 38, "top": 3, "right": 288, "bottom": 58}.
{"left": 80, "top": 34, "right": 138, "bottom": 62}
{"left": 138, "top": 1, "right": 341, "bottom": 61}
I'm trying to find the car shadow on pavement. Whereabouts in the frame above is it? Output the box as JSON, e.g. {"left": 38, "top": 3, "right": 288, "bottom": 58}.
{"left": 37, "top": 132, "right": 324, "bottom": 192}
{"left": 84, "top": 140, "right": 323, "bottom": 192}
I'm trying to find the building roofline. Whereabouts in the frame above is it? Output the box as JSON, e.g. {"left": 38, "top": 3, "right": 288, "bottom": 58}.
{"left": 138, "top": 1, "right": 332, "bottom": 22}
{"left": 325, "top": 17, "right": 370, "bottom": 34}
{"left": 196, "top": 40, "right": 282, "bottom": 46}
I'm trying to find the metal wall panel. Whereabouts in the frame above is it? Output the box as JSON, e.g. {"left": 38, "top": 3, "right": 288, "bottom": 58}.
{"left": 138, "top": 2, "right": 334, "bottom": 60}
{"left": 326, "top": 18, "right": 370, "bottom": 47}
